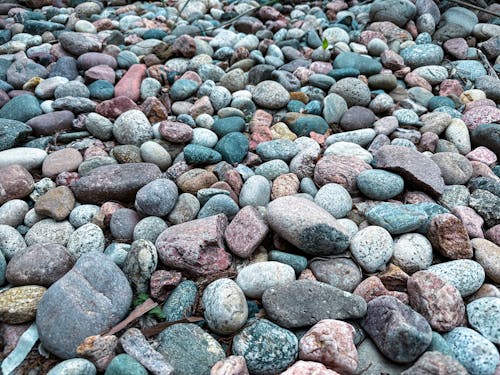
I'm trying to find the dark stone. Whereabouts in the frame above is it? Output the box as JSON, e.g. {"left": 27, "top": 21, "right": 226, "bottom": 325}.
{"left": 26, "top": 111, "right": 74, "bottom": 136}
{"left": 0, "top": 119, "right": 32, "bottom": 151}
{"left": 471, "top": 123, "right": 500, "bottom": 158}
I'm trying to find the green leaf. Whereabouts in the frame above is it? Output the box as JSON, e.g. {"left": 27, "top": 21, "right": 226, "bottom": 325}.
{"left": 322, "top": 38, "right": 329, "bottom": 50}
{"left": 132, "top": 293, "right": 166, "bottom": 320}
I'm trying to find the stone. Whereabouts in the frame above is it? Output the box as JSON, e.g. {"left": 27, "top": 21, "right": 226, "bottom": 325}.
{"left": 408, "top": 271, "right": 465, "bottom": 332}
{"left": 471, "top": 123, "right": 500, "bottom": 158}
{"left": 299, "top": 320, "right": 358, "bottom": 373}
{"left": 444, "top": 327, "right": 499, "bottom": 375}
{"left": 105, "top": 354, "right": 148, "bottom": 375}
{"left": 114, "top": 64, "right": 146, "bottom": 102}
{"left": 109, "top": 208, "right": 140, "bottom": 241}
{"left": 392, "top": 233, "right": 433, "bottom": 273}
{"left": 427, "top": 260, "right": 485, "bottom": 297}
{"left": 157, "top": 323, "right": 225, "bottom": 375}
{"left": 0, "top": 164, "right": 34, "bottom": 205}
{"left": 0, "top": 148, "right": 47, "bottom": 171}
{"left": 362, "top": 296, "right": 432, "bottom": 363}
{"left": 156, "top": 214, "right": 231, "bottom": 276}
{"left": 366, "top": 203, "right": 428, "bottom": 235}
{"left": 135, "top": 179, "right": 178, "bottom": 217}
{"left": 467, "top": 297, "right": 500, "bottom": 345}
{"left": 472, "top": 238, "right": 500, "bottom": 284}
{"left": 162, "top": 280, "right": 197, "bottom": 322}
{"left": 159, "top": 121, "right": 193, "bottom": 143}
{"left": 47, "top": 359, "right": 96, "bottom": 375}
{"left": 0, "top": 199, "right": 29, "bottom": 227}
{"left": 0, "top": 94, "right": 42, "bottom": 122}
{"left": 333, "top": 51, "right": 382, "bottom": 75}
{"left": 6, "top": 243, "right": 73, "bottom": 287}
{"left": 72, "top": 163, "right": 162, "bottom": 204}
{"left": 238, "top": 175, "right": 271, "bottom": 207}
{"left": 122, "top": 239, "right": 157, "bottom": 293}
{"left": 35, "top": 186, "right": 75, "bottom": 221}
{"left": 252, "top": 80, "right": 290, "bottom": 109}
{"left": 427, "top": 213, "right": 473, "bottom": 259}
{"left": 36, "top": 252, "right": 132, "bottom": 359}
{"left": 369, "top": 0, "right": 416, "bottom": 27}
{"left": 354, "top": 276, "right": 409, "bottom": 304}
{"left": 202, "top": 278, "right": 248, "bottom": 334}
{"left": 350, "top": 225, "right": 394, "bottom": 273}
{"left": 232, "top": 319, "right": 298, "bottom": 375}
{"left": 281, "top": 361, "right": 340, "bottom": 375}
{"left": 0, "top": 119, "right": 32, "bottom": 151}
{"left": 401, "top": 351, "right": 468, "bottom": 375}
{"left": 430, "top": 153, "right": 473, "bottom": 185}
{"left": 236, "top": 261, "right": 296, "bottom": 299}
{"left": 215, "top": 132, "right": 249, "bottom": 164}
{"left": 262, "top": 280, "right": 367, "bottom": 328}
{"left": 210, "top": 356, "right": 249, "bottom": 375}
{"left": 356, "top": 338, "right": 410, "bottom": 375}
{"left": 24, "top": 219, "right": 74, "bottom": 247}
{"left": 0, "top": 285, "right": 46, "bottom": 324}
{"left": 58, "top": 32, "right": 102, "bottom": 56}
{"left": 42, "top": 148, "right": 82, "bottom": 177}
{"left": 314, "top": 155, "right": 372, "bottom": 193}
{"left": 168, "top": 193, "right": 200, "bottom": 225}
{"left": 323, "top": 93, "right": 348, "bottom": 124}
{"left": 224, "top": 206, "right": 269, "bottom": 258}
{"left": 310, "top": 257, "right": 362, "bottom": 292}
{"left": 113, "top": 110, "right": 153, "bottom": 147}
{"left": 372, "top": 145, "right": 445, "bottom": 197}
{"left": 400, "top": 44, "right": 444, "bottom": 68}
{"left": 356, "top": 169, "right": 404, "bottom": 200}
{"left": 266, "top": 196, "right": 350, "bottom": 256}
{"left": 330, "top": 78, "right": 371, "bottom": 107}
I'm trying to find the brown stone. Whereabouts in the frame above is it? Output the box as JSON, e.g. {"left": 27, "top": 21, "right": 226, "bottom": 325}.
{"left": 471, "top": 238, "right": 500, "bottom": 284}
{"left": 155, "top": 214, "right": 231, "bottom": 276}
{"left": 176, "top": 168, "right": 218, "bottom": 195}
{"left": 271, "top": 173, "right": 300, "bottom": 200}
{"left": 314, "top": 155, "right": 372, "bottom": 193}
{"left": 0, "top": 164, "right": 34, "bottom": 205}
{"left": 149, "top": 270, "right": 182, "bottom": 302}
{"left": 76, "top": 335, "right": 118, "bottom": 372}
{"left": 354, "top": 276, "right": 409, "bottom": 304}
{"left": 35, "top": 186, "right": 76, "bottom": 221}
{"left": 299, "top": 320, "right": 358, "bottom": 374}
{"left": 96, "top": 96, "right": 140, "bottom": 119}
{"left": 378, "top": 263, "right": 409, "bottom": 292}
{"left": 427, "top": 213, "right": 473, "bottom": 259}
{"left": 0, "top": 286, "right": 46, "bottom": 324}
{"left": 224, "top": 206, "right": 269, "bottom": 258}
{"left": 407, "top": 271, "right": 465, "bottom": 332}
{"left": 140, "top": 97, "right": 169, "bottom": 123}
{"left": 42, "top": 148, "right": 83, "bottom": 177}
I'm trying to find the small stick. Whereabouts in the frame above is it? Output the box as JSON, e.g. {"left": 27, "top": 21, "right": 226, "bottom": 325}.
{"left": 102, "top": 298, "right": 158, "bottom": 336}
{"left": 477, "top": 50, "right": 499, "bottom": 80}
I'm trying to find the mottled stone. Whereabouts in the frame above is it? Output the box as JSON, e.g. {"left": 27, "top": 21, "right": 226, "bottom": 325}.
{"left": 427, "top": 260, "right": 485, "bottom": 297}
{"left": 0, "top": 285, "right": 46, "bottom": 324}
{"left": 472, "top": 238, "right": 500, "bottom": 284}
{"left": 401, "top": 351, "right": 468, "bottom": 375}
{"left": 236, "top": 261, "right": 296, "bottom": 299}
{"left": 123, "top": 239, "right": 158, "bottom": 293}
{"left": 310, "top": 257, "right": 362, "bottom": 292}
{"left": 0, "top": 164, "right": 34, "bottom": 205}
{"left": 35, "top": 186, "right": 75, "bottom": 221}
{"left": 427, "top": 213, "right": 472, "bottom": 259}
{"left": 350, "top": 226, "right": 394, "bottom": 273}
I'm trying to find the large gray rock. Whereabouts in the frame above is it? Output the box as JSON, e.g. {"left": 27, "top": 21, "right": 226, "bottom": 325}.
{"left": 71, "top": 163, "right": 162, "bottom": 204}
{"left": 262, "top": 280, "right": 367, "bottom": 328}
{"left": 36, "top": 252, "right": 132, "bottom": 359}
{"left": 266, "top": 196, "right": 350, "bottom": 256}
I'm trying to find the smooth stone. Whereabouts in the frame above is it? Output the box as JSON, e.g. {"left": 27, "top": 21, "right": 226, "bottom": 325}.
{"left": 331, "top": 77, "right": 371, "bottom": 107}
{"left": 471, "top": 124, "right": 500, "bottom": 158}
{"left": 255, "top": 160, "right": 289, "bottom": 180}
{"left": 252, "top": 80, "right": 290, "bottom": 109}
{"left": 214, "top": 132, "right": 249, "bottom": 164}
{"left": 392, "top": 233, "right": 433, "bottom": 273}
{"left": 401, "top": 351, "right": 467, "bottom": 375}
{"left": 288, "top": 115, "right": 329, "bottom": 136}
{"left": 202, "top": 278, "right": 248, "bottom": 334}
{"left": 262, "top": 280, "right": 367, "bottom": 328}
{"left": 236, "top": 261, "right": 295, "bottom": 298}
{"left": 256, "top": 139, "right": 299, "bottom": 162}
{"left": 134, "top": 178, "right": 178, "bottom": 217}
{"left": 427, "top": 260, "right": 485, "bottom": 297}
{"left": 66, "top": 223, "right": 105, "bottom": 261}
{"left": 314, "top": 183, "right": 352, "bottom": 218}
{"left": 430, "top": 152, "right": 473, "bottom": 185}
{"left": 0, "top": 119, "right": 32, "bottom": 151}
{"left": 122, "top": 239, "right": 157, "bottom": 294}
{"left": 356, "top": 169, "right": 404, "bottom": 200}
{"left": 0, "top": 94, "right": 42, "bottom": 122}
{"left": 71, "top": 163, "right": 162, "bottom": 204}
{"left": 309, "top": 257, "right": 362, "bottom": 292}
{"left": 332, "top": 52, "right": 382, "bottom": 76}
{"left": 267, "top": 196, "right": 350, "bottom": 255}
{"left": 36, "top": 252, "right": 132, "bottom": 359}
{"left": 323, "top": 93, "right": 348, "bottom": 125}
{"left": 472, "top": 238, "right": 500, "bottom": 284}
{"left": 25, "top": 219, "right": 74, "bottom": 247}
{"left": 444, "top": 327, "right": 499, "bottom": 375}
{"left": 183, "top": 144, "right": 222, "bottom": 165}
{"left": 232, "top": 319, "right": 298, "bottom": 375}
{"left": 356, "top": 339, "right": 410, "bottom": 374}
{"left": 0, "top": 199, "right": 29, "bottom": 227}
{"left": 113, "top": 110, "right": 153, "bottom": 147}
{"left": 28, "top": 111, "right": 75, "bottom": 137}
{"left": 133, "top": 216, "right": 168, "bottom": 243}
{"left": 324, "top": 141, "right": 373, "bottom": 164}
{"left": 366, "top": 203, "right": 428, "bottom": 234}
{"left": 0, "top": 147, "right": 47, "bottom": 170}
{"left": 350, "top": 225, "right": 394, "bottom": 273}
{"left": 47, "top": 359, "right": 96, "bottom": 375}
{"left": 197, "top": 194, "right": 239, "bottom": 220}
{"left": 400, "top": 44, "right": 444, "bottom": 69}
{"left": 157, "top": 323, "right": 225, "bottom": 375}
{"left": 105, "top": 354, "right": 148, "bottom": 375}
{"left": 239, "top": 175, "right": 271, "bottom": 207}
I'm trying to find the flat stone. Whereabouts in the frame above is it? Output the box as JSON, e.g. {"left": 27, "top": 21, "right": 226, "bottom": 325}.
{"left": 35, "top": 186, "right": 75, "bottom": 221}
{"left": 0, "top": 148, "right": 47, "bottom": 171}
{"left": 0, "top": 285, "right": 46, "bottom": 324}
{"left": 365, "top": 203, "right": 428, "bottom": 234}
{"left": 401, "top": 351, "right": 467, "bottom": 375}
{"left": 372, "top": 145, "right": 445, "bottom": 197}
{"left": 36, "top": 252, "right": 132, "bottom": 359}
{"left": 72, "top": 163, "right": 162, "bottom": 204}
{"left": 27, "top": 111, "right": 75, "bottom": 136}
{"left": 0, "top": 119, "right": 32, "bottom": 151}
{"left": 262, "top": 280, "right": 367, "bottom": 328}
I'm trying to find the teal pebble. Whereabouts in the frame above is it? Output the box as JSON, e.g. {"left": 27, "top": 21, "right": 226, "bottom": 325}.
{"left": 169, "top": 79, "right": 200, "bottom": 101}
{"left": 212, "top": 116, "right": 245, "bottom": 137}
{"left": 365, "top": 202, "right": 428, "bottom": 234}
{"left": 287, "top": 100, "right": 306, "bottom": 112}
{"left": 268, "top": 250, "right": 308, "bottom": 276}
{"left": 427, "top": 332, "right": 456, "bottom": 358}
{"left": 428, "top": 96, "right": 455, "bottom": 111}
{"left": 288, "top": 115, "right": 329, "bottom": 136}
{"left": 143, "top": 29, "right": 168, "bottom": 40}
{"left": 433, "top": 106, "right": 462, "bottom": 118}
{"left": 0, "top": 94, "right": 42, "bottom": 122}
{"left": 332, "top": 52, "right": 382, "bottom": 76}
{"left": 214, "top": 132, "right": 249, "bottom": 164}
{"left": 183, "top": 144, "right": 222, "bottom": 165}
{"left": 88, "top": 80, "right": 114, "bottom": 100}
{"left": 407, "top": 202, "right": 450, "bottom": 233}
{"left": 328, "top": 67, "right": 360, "bottom": 80}
{"left": 255, "top": 159, "right": 290, "bottom": 180}
{"left": 256, "top": 139, "right": 299, "bottom": 162}
{"left": 305, "top": 100, "right": 322, "bottom": 115}
{"left": 163, "top": 280, "right": 198, "bottom": 322}
{"left": 105, "top": 354, "right": 147, "bottom": 375}
{"left": 197, "top": 194, "right": 239, "bottom": 219}
{"left": 356, "top": 169, "right": 405, "bottom": 200}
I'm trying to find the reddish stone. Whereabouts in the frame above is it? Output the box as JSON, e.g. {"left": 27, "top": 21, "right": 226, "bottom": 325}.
{"left": 149, "top": 270, "right": 182, "bottom": 302}
{"left": 85, "top": 64, "right": 116, "bottom": 83}
{"left": 56, "top": 172, "right": 80, "bottom": 187}
{"left": 176, "top": 169, "right": 218, "bottom": 195}
{"left": 367, "top": 21, "right": 413, "bottom": 42}
{"left": 223, "top": 169, "right": 243, "bottom": 195}
{"left": 404, "top": 72, "right": 432, "bottom": 91}
{"left": 172, "top": 35, "right": 196, "bottom": 58}
{"left": 188, "top": 96, "right": 213, "bottom": 119}
{"left": 155, "top": 214, "right": 231, "bottom": 276}
{"left": 84, "top": 146, "right": 108, "bottom": 160}
{"left": 281, "top": 361, "right": 340, "bottom": 375}
{"left": 379, "top": 264, "right": 410, "bottom": 292}
{"left": 299, "top": 320, "right": 358, "bottom": 373}
{"left": 310, "top": 62, "right": 332, "bottom": 74}
{"left": 314, "top": 155, "right": 372, "bottom": 193}
{"left": 464, "top": 99, "right": 496, "bottom": 112}
{"left": 381, "top": 49, "right": 405, "bottom": 70}
{"left": 76, "top": 335, "right": 118, "bottom": 372}
{"left": 249, "top": 110, "right": 273, "bottom": 132}
{"left": 418, "top": 131, "right": 439, "bottom": 153}
{"left": 486, "top": 225, "right": 500, "bottom": 246}
{"left": 466, "top": 146, "right": 497, "bottom": 165}
{"left": 298, "top": 269, "right": 317, "bottom": 281}
{"left": 451, "top": 206, "right": 484, "bottom": 239}
{"left": 114, "top": 64, "right": 147, "bottom": 102}
{"left": 470, "top": 161, "right": 500, "bottom": 180}
{"left": 211, "top": 356, "right": 249, "bottom": 375}
{"left": 159, "top": 121, "right": 193, "bottom": 143}
{"left": 293, "top": 67, "right": 314, "bottom": 85}
{"left": 358, "top": 30, "right": 387, "bottom": 45}
{"left": 93, "top": 18, "right": 115, "bottom": 32}
{"left": 35, "top": 186, "right": 75, "bottom": 221}
{"left": 179, "top": 71, "right": 202, "bottom": 86}
{"left": 0, "top": 165, "right": 34, "bottom": 205}
{"left": 439, "top": 79, "right": 463, "bottom": 97}
{"left": 210, "top": 181, "right": 238, "bottom": 203}
{"left": 271, "top": 173, "right": 300, "bottom": 200}
{"left": 77, "top": 52, "right": 117, "bottom": 70}
{"left": 140, "top": 97, "right": 169, "bottom": 123}
{"left": 93, "top": 202, "right": 125, "bottom": 228}
{"left": 224, "top": 206, "right": 269, "bottom": 258}
{"left": 147, "top": 65, "right": 169, "bottom": 85}
{"left": 257, "top": 6, "right": 282, "bottom": 21}
{"left": 402, "top": 351, "right": 468, "bottom": 375}
{"left": 354, "top": 276, "right": 409, "bottom": 304}
{"left": 428, "top": 213, "right": 473, "bottom": 259}
{"left": 242, "top": 152, "right": 262, "bottom": 167}
{"left": 96, "top": 96, "right": 139, "bottom": 119}
{"left": 249, "top": 126, "right": 273, "bottom": 151}
{"left": 443, "top": 38, "right": 468, "bottom": 60}
{"left": 462, "top": 106, "right": 500, "bottom": 131}
{"left": 42, "top": 148, "right": 83, "bottom": 178}
{"left": 407, "top": 271, "right": 465, "bottom": 332}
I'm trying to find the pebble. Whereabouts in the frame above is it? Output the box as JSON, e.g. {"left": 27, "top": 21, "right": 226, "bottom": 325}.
{"left": 232, "top": 319, "right": 298, "bottom": 375}
{"left": 0, "top": 199, "right": 29, "bottom": 227}
{"left": 0, "top": 285, "right": 46, "bottom": 324}
{"left": 0, "top": 147, "right": 47, "bottom": 170}
{"left": 366, "top": 203, "right": 427, "bottom": 234}
{"left": 472, "top": 238, "right": 500, "bottom": 284}
{"left": 122, "top": 239, "right": 157, "bottom": 293}
{"left": 392, "top": 233, "right": 433, "bottom": 273}
{"left": 427, "top": 259, "right": 485, "bottom": 297}
{"left": 356, "top": 169, "right": 405, "bottom": 200}
{"left": 350, "top": 225, "right": 394, "bottom": 273}
{"left": 202, "top": 278, "right": 248, "bottom": 334}
{"left": 134, "top": 178, "right": 178, "bottom": 217}
{"left": 310, "top": 257, "right": 362, "bottom": 292}
{"left": 47, "top": 359, "right": 96, "bottom": 375}
{"left": 105, "top": 354, "right": 147, "bottom": 375}
{"left": 236, "top": 261, "right": 295, "bottom": 298}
